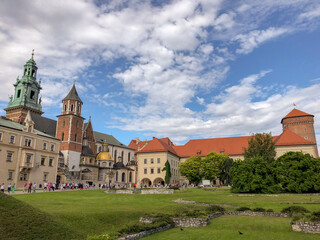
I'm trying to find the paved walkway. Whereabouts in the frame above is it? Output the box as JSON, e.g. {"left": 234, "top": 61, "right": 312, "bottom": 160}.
{"left": 2, "top": 188, "right": 98, "bottom": 195}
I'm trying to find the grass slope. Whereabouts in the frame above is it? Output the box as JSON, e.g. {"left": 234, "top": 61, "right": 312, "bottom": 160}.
{"left": 0, "top": 192, "right": 78, "bottom": 240}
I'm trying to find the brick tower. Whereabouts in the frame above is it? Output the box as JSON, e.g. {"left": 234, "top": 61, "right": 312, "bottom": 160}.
{"left": 281, "top": 108, "right": 317, "bottom": 144}
{"left": 56, "top": 83, "right": 84, "bottom": 173}
{"left": 5, "top": 50, "right": 43, "bottom": 123}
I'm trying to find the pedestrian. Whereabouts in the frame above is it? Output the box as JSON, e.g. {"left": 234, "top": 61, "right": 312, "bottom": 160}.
{"left": 12, "top": 184, "right": 15, "bottom": 194}
{"left": 44, "top": 182, "right": 48, "bottom": 192}
{"left": 1, "top": 183, "right": 5, "bottom": 192}
{"left": 8, "top": 183, "right": 12, "bottom": 194}
{"left": 28, "top": 182, "right": 32, "bottom": 193}
{"left": 23, "top": 182, "right": 27, "bottom": 192}
{"left": 33, "top": 183, "right": 37, "bottom": 193}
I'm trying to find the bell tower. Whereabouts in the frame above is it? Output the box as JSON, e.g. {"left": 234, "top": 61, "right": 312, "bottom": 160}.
{"left": 5, "top": 50, "right": 43, "bottom": 123}
{"left": 56, "top": 83, "right": 84, "bottom": 172}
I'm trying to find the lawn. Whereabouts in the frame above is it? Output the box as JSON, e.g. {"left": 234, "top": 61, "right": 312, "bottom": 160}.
{"left": 8, "top": 188, "right": 320, "bottom": 239}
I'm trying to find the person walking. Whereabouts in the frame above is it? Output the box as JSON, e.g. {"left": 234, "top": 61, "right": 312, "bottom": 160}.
{"left": 44, "top": 182, "right": 47, "bottom": 192}
{"left": 23, "top": 182, "right": 27, "bottom": 192}
{"left": 8, "top": 183, "right": 12, "bottom": 194}
{"left": 1, "top": 183, "right": 5, "bottom": 193}
{"left": 33, "top": 183, "right": 37, "bottom": 193}
{"left": 28, "top": 182, "right": 32, "bottom": 193}
{"left": 12, "top": 184, "right": 15, "bottom": 194}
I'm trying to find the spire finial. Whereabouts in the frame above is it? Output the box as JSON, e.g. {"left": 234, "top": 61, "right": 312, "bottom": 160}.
{"left": 31, "top": 49, "right": 34, "bottom": 59}
{"left": 73, "top": 79, "right": 76, "bottom": 85}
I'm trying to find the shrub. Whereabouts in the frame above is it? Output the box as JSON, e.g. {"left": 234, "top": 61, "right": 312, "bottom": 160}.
{"left": 310, "top": 211, "right": 320, "bottom": 222}
{"left": 281, "top": 206, "right": 309, "bottom": 215}
{"left": 236, "top": 207, "right": 251, "bottom": 212}
{"left": 168, "top": 186, "right": 180, "bottom": 190}
{"left": 206, "top": 205, "right": 225, "bottom": 213}
{"left": 266, "top": 209, "right": 274, "bottom": 212}
{"left": 252, "top": 207, "right": 266, "bottom": 212}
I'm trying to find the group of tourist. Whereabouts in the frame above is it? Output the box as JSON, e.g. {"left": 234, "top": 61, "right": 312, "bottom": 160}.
{"left": 0, "top": 183, "right": 15, "bottom": 194}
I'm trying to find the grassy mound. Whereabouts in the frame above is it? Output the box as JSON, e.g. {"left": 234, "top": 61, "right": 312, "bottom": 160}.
{"left": 0, "top": 192, "right": 77, "bottom": 240}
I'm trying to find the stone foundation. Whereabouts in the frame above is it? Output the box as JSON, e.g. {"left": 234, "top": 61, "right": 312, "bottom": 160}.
{"left": 291, "top": 221, "right": 320, "bottom": 233}
{"left": 172, "top": 217, "right": 209, "bottom": 227}
{"left": 116, "top": 224, "right": 173, "bottom": 240}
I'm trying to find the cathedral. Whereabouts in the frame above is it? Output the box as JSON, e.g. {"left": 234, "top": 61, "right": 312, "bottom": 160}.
{"left": 0, "top": 52, "right": 136, "bottom": 188}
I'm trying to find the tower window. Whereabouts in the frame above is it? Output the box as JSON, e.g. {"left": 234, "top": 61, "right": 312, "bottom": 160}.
{"left": 17, "top": 90, "right": 21, "bottom": 98}
{"left": 71, "top": 104, "right": 74, "bottom": 112}
{"left": 30, "top": 91, "right": 35, "bottom": 100}
{"left": 64, "top": 105, "right": 67, "bottom": 112}
{"left": 61, "top": 132, "right": 64, "bottom": 141}
{"left": 77, "top": 105, "right": 80, "bottom": 113}
{"left": 75, "top": 134, "right": 77, "bottom": 141}
{"left": 24, "top": 69, "right": 27, "bottom": 75}
{"left": 32, "top": 70, "right": 35, "bottom": 77}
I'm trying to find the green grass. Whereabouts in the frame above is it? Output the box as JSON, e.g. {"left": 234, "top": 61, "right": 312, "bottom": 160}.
{"left": 9, "top": 188, "right": 320, "bottom": 239}
{"left": 0, "top": 192, "right": 78, "bottom": 240}
{"left": 143, "top": 215, "right": 320, "bottom": 240}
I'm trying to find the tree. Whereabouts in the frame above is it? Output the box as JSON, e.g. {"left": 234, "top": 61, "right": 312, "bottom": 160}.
{"left": 273, "top": 152, "right": 320, "bottom": 193}
{"left": 162, "top": 160, "right": 172, "bottom": 184}
{"left": 179, "top": 156, "right": 202, "bottom": 184}
{"left": 230, "top": 157, "right": 279, "bottom": 193}
{"left": 219, "top": 158, "right": 234, "bottom": 185}
{"left": 202, "top": 152, "right": 229, "bottom": 182}
{"left": 243, "top": 133, "right": 276, "bottom": 163}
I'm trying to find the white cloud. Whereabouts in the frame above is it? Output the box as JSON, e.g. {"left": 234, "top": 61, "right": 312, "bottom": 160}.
{"left": 299, "top": 5, "right": 320, "bottom": 20}
{"left": 233, "top": 27, "right": 290, "bottom": 54}
{"left": 196, "top": 97, "right": 205, "bottom": 105}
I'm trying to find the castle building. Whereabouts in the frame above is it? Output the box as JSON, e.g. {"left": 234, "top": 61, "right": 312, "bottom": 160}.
{"left": 1, "top": 52, "right": 135, "bottom": 188}
{"left": 130, "top": 108, "right": 319, "bottom": 186}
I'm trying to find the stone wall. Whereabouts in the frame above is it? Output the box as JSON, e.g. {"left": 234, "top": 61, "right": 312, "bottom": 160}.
{"left": 139, "top": 217, "right": 156, "bottom": 223}
{"left": 172, "top": 217, "right": 209, "bottom": 227}
{"left": 208, "top": 212, "right": 224, "bottom": 219}
{"left": 291, "top": 221, "right": 320, "bottom": 233}
{"left": 223, "top": 211, "right": 289, "bottom": 218}
{"left": 115, "top": 224, "right": 172, "bottom": 240}
{"left": 141, "top": 189, "right": 174, "bottom": 194}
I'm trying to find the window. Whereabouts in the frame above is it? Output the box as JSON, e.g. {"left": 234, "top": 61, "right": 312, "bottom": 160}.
{"left": 144, "top": 159, "right": 147, "bottom": 164}
{"left": 151, "top": 168, "right": 154, "bottom": 174}
{"left": 75, "top": 134, "right": 77, "bottom": 142}
{"left": 151, "top": 158, "right": 154, "bottom": 164}
{"left": 43, "top": 143, "right": 47, "bottom": 150}
{"left": 98, "top": 146, "right": 102, "bottom": 152}
{"left": 19, "top": 173, "right": 27, "bottom": 181}
{"left": 144, "top": 168, "right": 147, "bottom": 174}
{"left": 9, "top": 136, "right": 15, "bottom": 144}
{"left": 64, "top": 105, "right": 67, "bottom": 112}
{"left": 157, "top": 158, "right": 160, "bottom": 163}
{"left": 17, "top": 89, "right": 21, "bottom": 98}
{"left": 122, "top": 172, "right": 125, "bottom": 182}
{"left": 129, "top": 172, "right": 132, "bottom": 182}
{"left": 61, "top": 132, "right": 64, "bottom": 141}
{"left": 30, "top": 90, "right": 35, "bottom": 100}
{"left": 25, "top": 139, "right": 32, "bottom": 147}
{"left": 6, "top": 152, "right": 12, "bottom": 162}
{"left": 51, "top": 144, "right": 54, "bottom": 151}
{"left": 49, "top": 158, "right": 53, "bottom": 167}
{"left": 8, "top": 171, "right": 13, "bottom": 180}
{"left": 157, "top": 168, "right": 161, "bottom": 174}
{"left": 41, "top": 157, "right": 45, "bottom": 166}
{"left": 71, "top": 104, "right": 74, "bottom": 112}
{"left": 77, "top": 105, "right": 80, "bottom": 113}
{"left": 43, "top": 172, "right": 48, "bottom": 181}
{"left": 26, "top": 155, "right": 31, "bottom": 164}
{"left": 90, "top": 159, "right": 92, "bottom": 164}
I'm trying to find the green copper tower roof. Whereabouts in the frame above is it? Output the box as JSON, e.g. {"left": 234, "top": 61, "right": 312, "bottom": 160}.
{"left": 62, "top": 83, "right": 83, "bottom": 103}
{"left": 6, "top": 50, "right": 42, "bottom": 112}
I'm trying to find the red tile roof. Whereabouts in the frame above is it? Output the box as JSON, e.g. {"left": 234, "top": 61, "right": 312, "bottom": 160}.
{"left": 281, "top": 109, "right": 313, "bottom": 123}
{"left": 132, "top": 137, "right": 178, "bottom": 156}
{"left": 128, "top": 140, "right": 147, "bottom": 151}
{"left": 274, "top": 129, "right": 314, "bottom": 146}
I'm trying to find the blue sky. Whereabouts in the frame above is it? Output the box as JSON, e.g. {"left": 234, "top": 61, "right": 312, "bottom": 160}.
{"left": 1, "top": 0, "right": 320, "bottom": 147}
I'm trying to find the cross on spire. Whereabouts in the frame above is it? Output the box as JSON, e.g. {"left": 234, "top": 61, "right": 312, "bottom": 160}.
{"left": 31, "top": 49, "right": 34, "bottom": 59}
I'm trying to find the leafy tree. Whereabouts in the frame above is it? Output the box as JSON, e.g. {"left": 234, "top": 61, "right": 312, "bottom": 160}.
{"left": 179, "top": 156, "right": 203, "bottom": 184}
{"left": 162, "top": 160, "right": 172, "bottom": 184}
{"left": 230, "top": 157, "right": 279, "bottom": 193}
{"left": 243, "top": 133, "right": 276, "bottom": 163}
{"left": 219, "top": 157, "right": 234, "bottom": 185}
{"left": 202, "top": 152, "right": 229, "bottom": 182}
{"left": 273, "top": 152, "right": 320, "bottom": 193}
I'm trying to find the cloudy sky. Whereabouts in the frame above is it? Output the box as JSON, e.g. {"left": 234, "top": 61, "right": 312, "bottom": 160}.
{"left": 1, "top": 0, "right": 320, "bottom": 146}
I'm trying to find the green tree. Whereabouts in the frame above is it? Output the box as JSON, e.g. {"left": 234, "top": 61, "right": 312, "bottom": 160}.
{"left": 243, "top": 133, "right": 276, "bottom": 163}
{"left": 202, "top": 152, "right": 229, "bottom": 182}
{"left": 162, "top": 160, "right": 172, "bottom": 184}
{"left": 230, "top": 157, "right": 279, "bottom": 193}
{"left": 179, "top": 156, "right": 202, "bottom": 184}
{"left": 219, "top": 157, "right": 234, "bottom": 185}
{"left": 273, "top": 152, "right": 320, "bottom": 193}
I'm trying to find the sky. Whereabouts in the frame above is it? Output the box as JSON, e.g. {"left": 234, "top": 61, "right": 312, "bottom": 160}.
{"left": 1, "top": 0, "right": 320, "bottom": 147}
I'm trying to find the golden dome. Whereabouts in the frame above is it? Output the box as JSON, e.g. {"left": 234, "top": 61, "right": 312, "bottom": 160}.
{"left": 96, "top": 151, "right": 113, "bottom": 161}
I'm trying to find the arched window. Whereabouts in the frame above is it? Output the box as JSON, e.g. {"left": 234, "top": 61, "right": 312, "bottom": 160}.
{"left": 71, "top": 104, "right": 74, "bottom": 112}
{"left": 129, "top": 172, "right": 132, "bottom": 182}
{"left": 122, "top": 172, "right": 125, "bottom": 182}
{"left": 64, "top": 105, "right": 67, "bottom": 112}
{"left": 116, "top": 171, "right": 118, "bottom": 182}
{"left": 61, "top": 132, "right": 64, "bottom": 141}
